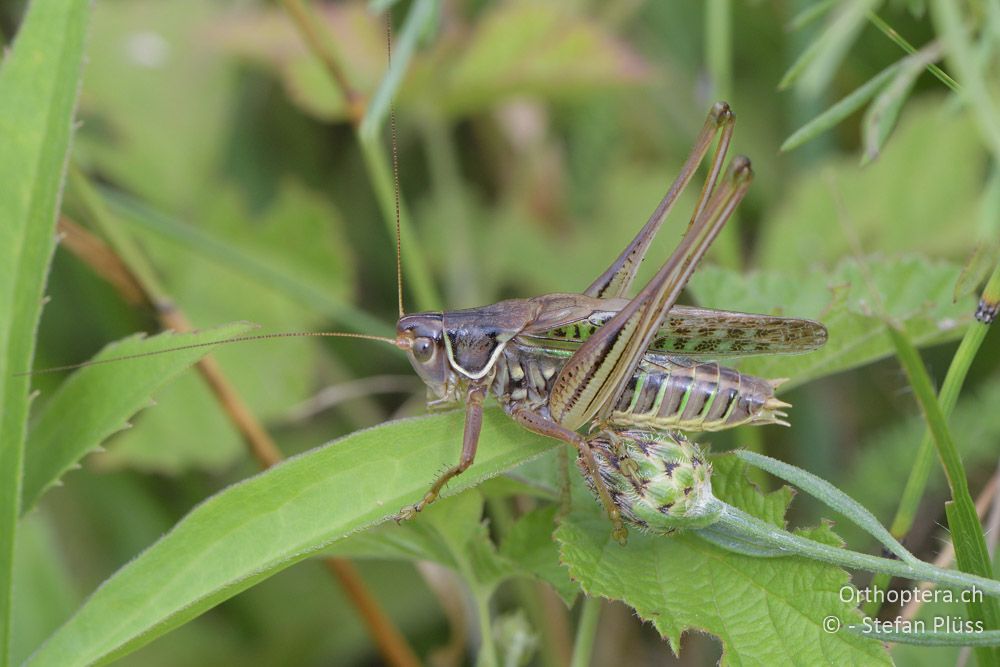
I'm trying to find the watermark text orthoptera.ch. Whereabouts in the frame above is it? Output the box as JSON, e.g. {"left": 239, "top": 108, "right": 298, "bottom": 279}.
{"left": 840, "top": 584, "right": 983, "bottom": 606}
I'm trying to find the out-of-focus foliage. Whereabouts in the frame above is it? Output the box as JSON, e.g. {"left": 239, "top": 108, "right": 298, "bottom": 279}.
{"left": 7, "top": 0, "right": 999, "bottom": 665}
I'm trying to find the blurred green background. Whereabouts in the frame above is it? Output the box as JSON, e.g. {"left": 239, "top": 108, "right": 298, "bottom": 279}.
{"left": 7, "top": 0, "right": 1000, "bottom": 664}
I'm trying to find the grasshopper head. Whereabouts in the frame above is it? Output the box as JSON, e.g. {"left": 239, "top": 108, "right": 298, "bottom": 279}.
{"left": 396, "top": 313, "right": 450, "bottom": 397}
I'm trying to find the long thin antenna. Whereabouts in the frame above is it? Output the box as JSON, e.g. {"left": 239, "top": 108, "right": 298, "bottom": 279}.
{"left": 18, "top": 331, "right": 402, "bottom": 376}
{"left": 388, "top": 12, "right": 404, "bottom": 319}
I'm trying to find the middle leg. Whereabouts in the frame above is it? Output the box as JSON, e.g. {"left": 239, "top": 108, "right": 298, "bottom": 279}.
{"left": 511, "top": 406, "right": 629, "bottom": 544}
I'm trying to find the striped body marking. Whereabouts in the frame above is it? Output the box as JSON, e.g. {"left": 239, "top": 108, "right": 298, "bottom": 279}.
{"left": 608, "top": 356, "right": 788, "bottom": 431}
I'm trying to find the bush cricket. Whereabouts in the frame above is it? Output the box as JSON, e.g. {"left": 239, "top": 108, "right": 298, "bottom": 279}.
{"left": 35, "top": 103, "right": 825, "bottom": 543}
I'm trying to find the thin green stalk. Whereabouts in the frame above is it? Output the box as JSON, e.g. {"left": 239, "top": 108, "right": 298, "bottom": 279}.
{"left": 513, "top": 583, "right": 563, "bottom": 667}
{"left": 850, "top": 627, "right": 1000, "bottom": 646}
{"left": 358, "top": 137, "right": 439, "bottom": 313}
{"left": 888, "top": 324, "right": 1000, "bottom": 665}
{"left": 280, "top": 0, "right": 441, "bottom": 313}
{"left": 358, "top": 0, "right": 441, "bottom": 314}
{"left": 705, "top": 0, "right": 732, "bottom": 101}
{"left": 570, "top": 596, "right": 601, "bottom": 667}
{"left": 866, "top": 10, "right": 960, "bottom": 92}
{"left": 703, "top": 0, "right": 741, "bottom": 271}
{"left": 735, "top": 451, "right": 916, "bottom": 564}
{"left": 358, "top": 0, "right": 436, "bottom": 143}
{"left": 891, "top": 282, "right": 1000, "bottom": 520}
{"left": 865, "top": 264, "right": 1000, "bottom": 616}
{"left": 702, "top": 503, "right": 1000, "bottom": 597}
{"left": 789, "top": 0, "right": 838, "bottom": 31}
{"left": 474, "top": 588, "right": 498, "bottom": 667}
{"left": 932, "top": 0, "right": 1000, "bottom": 160}
{"left": 703, "top": 0, "right": 743, "bottom": 269}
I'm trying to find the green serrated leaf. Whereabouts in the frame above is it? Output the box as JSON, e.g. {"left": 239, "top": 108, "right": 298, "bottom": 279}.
{"left": 708, "top": 457, "right": 794, "bottom": 528}
{"left": 22, "top": 323, "right": 256, "bottom": 512}
{"left": 688, "top": 255, "right": 973, "bottom": 389}
{"left": 556, "top": 455, "right": 891, "bottom": 664}
{"left": 25, "top": 408, "right": 555, "bottom": 667}
{"left": 0, "top": 0, "right": 90, "bottom": 661}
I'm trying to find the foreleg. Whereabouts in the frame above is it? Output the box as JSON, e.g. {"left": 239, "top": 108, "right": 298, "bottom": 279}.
{"left": 395, "top": 385, "right": 486, "bottom": 520}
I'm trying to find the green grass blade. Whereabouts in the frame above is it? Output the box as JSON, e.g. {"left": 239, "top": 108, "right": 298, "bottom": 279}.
{"left": 788, "top": 0, "right": 838, "bottom": 31}
{"left": 864, "top": 268, "right": 1000, "bottom": 616}
{"left": 22, "top": 323, "right": 257, "bottom": 513}
{"left": 865, "top": 11, "right": 959, "bottom": 92}
{"left": 779, "top": 0, "right": 880, "bottom": 94}
{"left": 0, "top": 2, "right": 90, "bottom": 663}
{"left": 781, "top": 61, "right": 901, "bottom": 151}
{"left": 25, "top": 409, "right": 555, "bottom": 667}
{"left": 860, "top": 43, "right": 942, "bottom": 165}
{"left": 868, "top": 265, "right": 1000, "bottom": 574}
{"left": 888, "top": 325, "right": 1000, "bottom": 665}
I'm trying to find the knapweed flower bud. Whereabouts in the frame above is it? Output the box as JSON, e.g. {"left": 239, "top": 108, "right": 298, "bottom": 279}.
{"left": 579, "top": 428, "right": 720, "bottom": 533}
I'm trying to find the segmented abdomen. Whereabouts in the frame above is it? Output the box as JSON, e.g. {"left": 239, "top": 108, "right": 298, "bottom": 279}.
{"left": 609, "top": 357, "right": 788, "bottom": 431}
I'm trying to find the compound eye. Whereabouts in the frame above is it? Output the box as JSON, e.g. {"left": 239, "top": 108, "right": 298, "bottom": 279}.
{"left": 412, "top": 336, "right": 435, "bottom": 363}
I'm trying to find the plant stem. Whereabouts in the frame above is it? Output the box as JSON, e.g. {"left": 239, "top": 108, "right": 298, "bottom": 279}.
{"left": 735, "top": 451, "right": 915, "bottom": 564}
{"left": 280, "top": 0, "right": 442, "bottom": 313}
{"left": 570, "top": 596, "right": 602, "bottom": 667}
{"left": 358, "top": 137, "right": 440, "bottom": 312}
{"left": 704, "top": 504, "right": 1000, "bottom": 597}
{"left": 867, "top": 263, "right": 1000, "bottom": 616}
{"left": 703, "top": 0, "right": 741, "bottom": 271}
{"left": 485, "top": 498, "right": 568, "bottom": 667}
{"left": 887, "top": 323, "right": 1000, "bottom": 665}
{"left": 866, "top": 10, "right": 960, "bottom": 92}
{"left": 705, "top": 0, "right": 733, "bottom": 101}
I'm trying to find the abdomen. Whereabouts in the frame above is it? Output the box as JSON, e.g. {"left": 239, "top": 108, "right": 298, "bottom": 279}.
{"left": 609, "top": 357, "right": 789, "bottom": 432}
